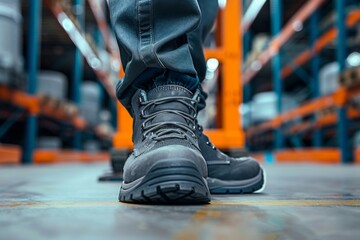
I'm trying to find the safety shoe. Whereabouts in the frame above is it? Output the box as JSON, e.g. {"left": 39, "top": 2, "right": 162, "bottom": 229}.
{"left": 196, "top": 125, "right": 265, "bottom": 194}
{"left": 119, "top": 85, "right": 211, "bottom": 204}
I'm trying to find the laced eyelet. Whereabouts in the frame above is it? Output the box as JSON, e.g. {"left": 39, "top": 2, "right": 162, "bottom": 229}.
{"left": 206, "top": 141, "right": 210, "bottom": 145}
{"left": 140, "top": 109, "right": 145, "bottom": 118}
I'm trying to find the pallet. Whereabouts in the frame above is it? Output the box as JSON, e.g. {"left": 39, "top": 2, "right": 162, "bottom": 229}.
{"left": 317, "top": 106, "right": 337, "bottom": 118}
{"left": 339, "top": 67, "right": 360, "bottom": 88}
{"left": 39, "top": 95, "right": 79, "bottom": 120}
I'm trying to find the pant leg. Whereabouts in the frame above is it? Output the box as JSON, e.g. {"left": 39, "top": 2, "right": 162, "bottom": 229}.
{"left": 189, "top": 0, "right": 219, "bottom": 84}
{"left": 189, "top": 0, "right": 219, "bottom": 111}
{"left": 109, "top": 0, "right": 218, "bottom": 114}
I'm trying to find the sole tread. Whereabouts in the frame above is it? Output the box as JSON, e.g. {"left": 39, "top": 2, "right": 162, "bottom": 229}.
{"left": 120, "top": 181, "right": 210, "bottom": 204}
{"left": 119, "top": 161, "right": 211, "bottom": 205}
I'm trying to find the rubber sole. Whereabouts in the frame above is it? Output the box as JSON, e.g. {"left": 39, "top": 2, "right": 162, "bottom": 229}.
{"left": 207, "top": 169, "right": 265, "bottom": 194}
{"left": 119, "top": 159, "right": 211, "bottom": 204}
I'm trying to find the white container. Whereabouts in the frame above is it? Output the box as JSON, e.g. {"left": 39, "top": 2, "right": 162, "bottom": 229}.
{"left": 80, "top": 82, "right": 101, "bottom": 126}
{"left": 38, "top": 71, "right": 68, "bottom": 100}
{"left": 319, "top": 62, "right": 339, "bottom": 96}
{"left": 239, "top": 102, "right": 251, "bottom": 129}
{"left": 354, "top": 131, "right": 360, "bottom": 147}
{"left": 0, "top": 0, "right": 23, "bottom": 72}
{"left": 251, "top": 92, "right": 298, "bottom": 123}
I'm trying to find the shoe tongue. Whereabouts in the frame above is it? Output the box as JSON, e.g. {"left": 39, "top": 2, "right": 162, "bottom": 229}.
{"left": 146, "top": 85, "right": 195, "bottom": 126}
{"left": 147, "top": 85, "right": 193, "bottom": 100}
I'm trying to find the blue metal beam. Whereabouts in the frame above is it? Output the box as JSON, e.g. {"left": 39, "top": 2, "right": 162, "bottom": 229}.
{"left": 335, "top": 0, "right": 347, "bottom": 71}
{"left": 243, "top": 31, "right": 251, "bottom": 62}
{"left": 242, "top": 0, "right": 252, "bottom": 147}
{"left": 23, "top": 115, "right": 38, "bottom": 164}
{"left": 310, "top": 11, "right": 322, "bottom": 148}
{"left": 72, "top": 0, "right": 85, "bottom": 149}
{"left": 27, "top": 0, "right": 41, "bottom": 95}
{"left": 23, "top": 0, "right": 42, "bottom": 164}
{"left": 337, "top": 107, "right": 351, "bottom": 163}
{"left": 290, "top": 135, "right": 303, "bottom": 148}
{"left": 243, "top": 31, "right": 252, "bottom": 103}
{"left": 243, "top": 31, "right": 252, "bottom": 148}
{"left": 110, "top": 100, "right": 117, "bottom": 130}
{"left": 270, "top": 0, "right": 283, "bottom": 149}
{"left": 335, "top": 0, "right": 352, "bottom": 163}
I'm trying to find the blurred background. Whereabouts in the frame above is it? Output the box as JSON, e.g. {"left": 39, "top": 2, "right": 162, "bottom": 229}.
{"left": 1, "top": 1, "right": 360, "bottom": 240}
{"left": 0, "top": 0, "right": 359, "bottom": 165}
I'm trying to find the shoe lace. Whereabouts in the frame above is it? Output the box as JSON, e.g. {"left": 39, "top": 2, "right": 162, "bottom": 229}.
{"left": 197, "top": 124, "right": 216, "bottom": 150}
{"left": 140, "top": 96, "right": 198, "bottom": 141}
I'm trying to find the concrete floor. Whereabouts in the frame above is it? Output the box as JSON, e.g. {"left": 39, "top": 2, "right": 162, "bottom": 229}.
{"left": 0, "top": 163, "right": 359, "bottom": 240}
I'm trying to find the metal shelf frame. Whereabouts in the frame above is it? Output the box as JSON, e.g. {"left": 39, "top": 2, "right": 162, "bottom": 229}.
{"left": 242, "top": 0, "right": 326, "bottom": 85}
{"left": 44, "top": 0, "right": 117, "bottom": 99}
{"left": 244, "top": 0, "right": 359, "bottom": 163}
{"left": 0, "top": 0, "right": 116, "bottom": 164}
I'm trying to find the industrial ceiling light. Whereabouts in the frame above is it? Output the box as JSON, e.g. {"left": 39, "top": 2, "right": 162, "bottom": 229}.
{"left": 347, "top": 52, "right": 360, "bottom": 67}
{"left": 207, "top": 58, "right": 220, "bottom": 72}
{"left": 218, "top": 0, "right": 227, "bottom": 9}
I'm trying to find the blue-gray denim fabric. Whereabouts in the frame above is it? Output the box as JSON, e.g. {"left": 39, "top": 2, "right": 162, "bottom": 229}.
{"left": 109, "top": 0, "right": 218, "bottom": 116}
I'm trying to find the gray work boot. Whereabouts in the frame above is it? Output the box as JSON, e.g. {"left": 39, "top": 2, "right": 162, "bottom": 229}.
{"left": 196, "top": 125, "right": 265, "bottom": 194}
{"left": 119, "top": 85, "right": 211, "bottom": 204}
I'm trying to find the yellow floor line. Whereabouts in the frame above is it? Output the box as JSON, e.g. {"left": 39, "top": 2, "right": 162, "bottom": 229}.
{"left": 0, "top": 199, "right": 359, "bottom": 209}
{"left": 210, "top": 199, "right": 360, "bottom": 207}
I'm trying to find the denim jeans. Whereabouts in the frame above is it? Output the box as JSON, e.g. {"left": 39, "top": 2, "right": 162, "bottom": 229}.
{"left": 109, "top": 0, "right": 219, "bottom": 115}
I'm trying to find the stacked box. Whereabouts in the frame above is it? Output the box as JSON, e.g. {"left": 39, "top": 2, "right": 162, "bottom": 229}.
{"left": 339, "top": 67, "right": 360, "bottom": 88}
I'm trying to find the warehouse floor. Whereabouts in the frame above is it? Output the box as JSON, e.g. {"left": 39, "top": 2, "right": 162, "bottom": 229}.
{"left": 0, "top": 163, "right": 359, "bottom": 240}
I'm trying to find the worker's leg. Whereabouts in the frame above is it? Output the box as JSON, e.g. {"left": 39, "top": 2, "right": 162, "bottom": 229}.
{"left": 109, "top": 0, "right": 211, "bottom": 204}
{"left": 110, "top": 0, "right": 264, "bottom": 201}
{"left": 110, "top": 0, "right": 205, "bottom": 114}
